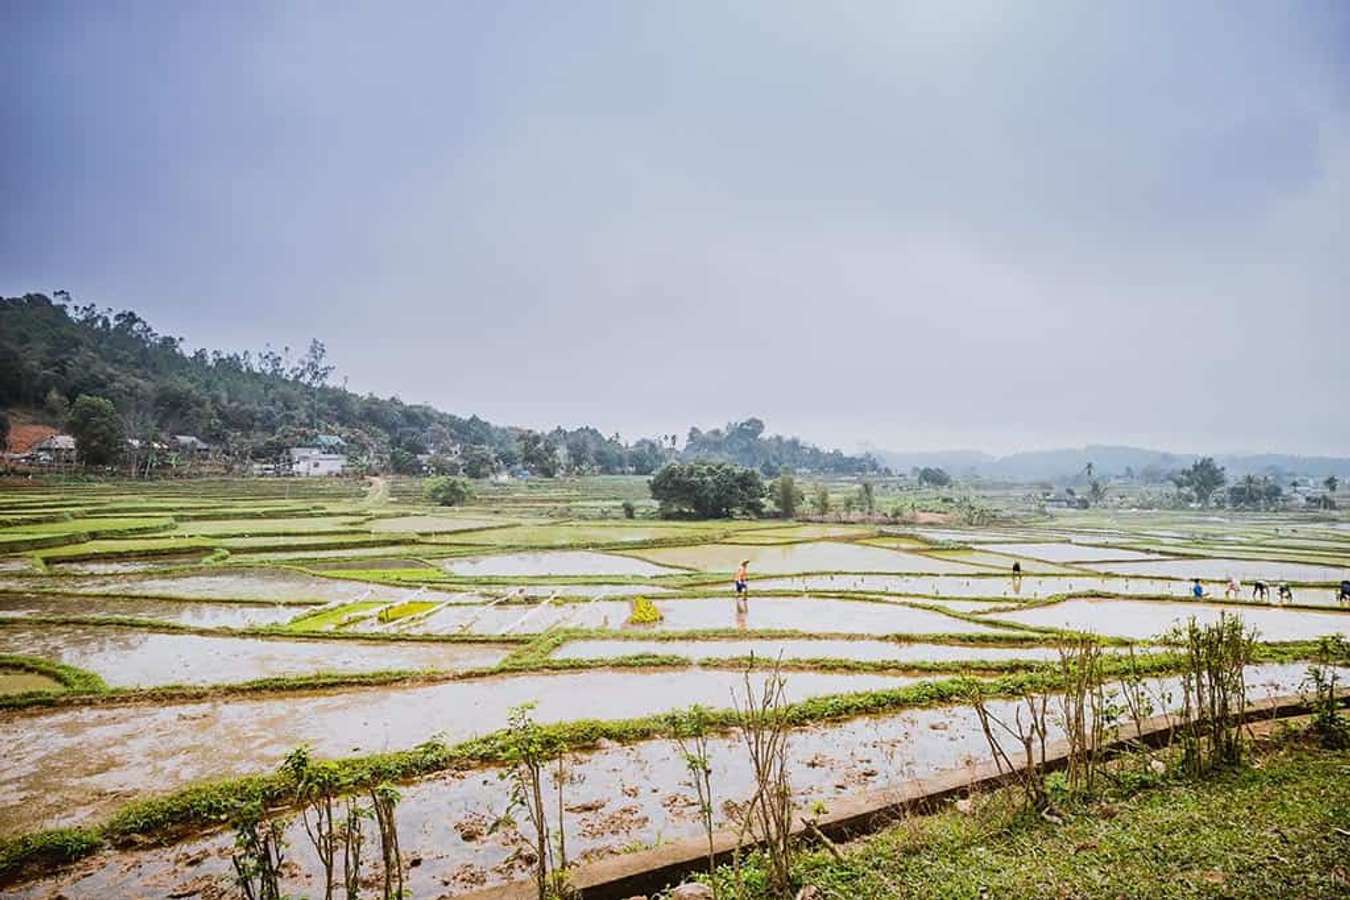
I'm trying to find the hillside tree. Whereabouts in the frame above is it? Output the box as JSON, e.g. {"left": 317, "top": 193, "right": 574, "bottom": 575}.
{"left": 67, "top": 394, "right": 124, "bottom": 465}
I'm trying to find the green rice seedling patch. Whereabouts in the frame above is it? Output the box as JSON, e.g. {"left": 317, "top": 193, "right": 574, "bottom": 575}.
{"left": 368, "top": 515, "right": 513, "bottom": 534}
{"left": 0, "top": 516, "right": 175, "bottom": 539}
{"left": 37, "top": 537, "right": 220, "bottom": 564}
{"left": 376, "top": 600, "right": 440, "bottom": 623}
{"left": 433, "top": 521, "right": 727, "bottom": 548}
{"left": 284, "top": 600, "right": 387, "bottom": 631}
{"left": 170, "top": 516, "right": 367, "bottom": 536}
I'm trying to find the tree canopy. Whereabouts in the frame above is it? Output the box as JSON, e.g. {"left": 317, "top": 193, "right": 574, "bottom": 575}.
{"left": 1172, "top": 457, "right": 1228, "bottom": 506}
{"left": 66, "top": 394, "right": 124, "bottom": 465}
{"left": 649, "top": 461, "right": 766, "bottom": 518}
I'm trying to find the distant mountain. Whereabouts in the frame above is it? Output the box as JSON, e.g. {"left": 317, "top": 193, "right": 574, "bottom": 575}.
{"left": 871, "top": 444, "right": 1350, "bottom": 483}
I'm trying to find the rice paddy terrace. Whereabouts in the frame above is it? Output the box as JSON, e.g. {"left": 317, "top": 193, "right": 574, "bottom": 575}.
{"left": 1, "top": 475, "right": 1348, "bottom": 896}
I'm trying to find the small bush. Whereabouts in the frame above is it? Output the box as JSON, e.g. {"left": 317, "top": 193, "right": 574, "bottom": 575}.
{"left": 424, "top": 476, "right": 473, "bottom": 507}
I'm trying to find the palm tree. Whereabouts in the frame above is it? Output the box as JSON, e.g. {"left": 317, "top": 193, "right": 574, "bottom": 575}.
{"left": 1326, "top": 475, "right": 1340, "bottom": 494}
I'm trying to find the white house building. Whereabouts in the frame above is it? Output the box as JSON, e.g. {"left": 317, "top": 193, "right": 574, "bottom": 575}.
{"left": 287, "top": 446, "right": 348, "bottom": 477}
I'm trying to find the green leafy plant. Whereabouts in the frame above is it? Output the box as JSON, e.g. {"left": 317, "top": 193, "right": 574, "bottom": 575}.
{"left": 1302, "top": 634, "right": 1349, "bottom": 749}
{"left": 230, "top": 800, "right": 287, "bottom": 900}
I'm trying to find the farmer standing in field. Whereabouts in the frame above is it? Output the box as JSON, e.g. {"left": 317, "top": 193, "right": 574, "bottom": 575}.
{"left": 734, "top": 559, "right": 750, "bottom": 609}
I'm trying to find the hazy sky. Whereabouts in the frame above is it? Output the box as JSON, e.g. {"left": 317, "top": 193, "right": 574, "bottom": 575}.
{"left": 3, "top": 1, "right": 1347, "bottom": 456}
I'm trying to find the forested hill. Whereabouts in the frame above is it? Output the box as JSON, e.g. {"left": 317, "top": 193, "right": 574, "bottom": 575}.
{"left": 0, "top": 294, "right": 879, "bottom": 476}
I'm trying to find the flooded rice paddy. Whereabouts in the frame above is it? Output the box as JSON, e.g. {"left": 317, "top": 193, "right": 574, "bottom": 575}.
{"left": 0, "top": 668, "right": 923, "bottom": 835}
{"left": 975, "top": 541, "right": 1167, "bottom": 563}
{"left": 749, "top": 572, "right": 1201, "bottom": 599}
{"left": 442, "top": 550, "right": 676, "bottom": 577}
{"left": 0, "top": 624, "right": 511, "bottom": 686}
{"left": 629, "top": 541, "right": 988, "bottom": 574}
{"left": 68, "top": 570, "right": 483, "bottom": 606}
{"left": 4, "top": 486, "right": 1349, "bottom": 896}
{"left": 1087, "top": 557, "right": 1349, "bottom": 583}
{"left": 10, "top": 662, "right": 1334, "bottom": 899}
{"left": 552, "top": 637, "right": 1066, "bottom": 663}
{"left": 988, "top": 596, "right": 1350, "bottom": 641}
{"left": 0, "top": 593, "right": 304, "bottom": 627}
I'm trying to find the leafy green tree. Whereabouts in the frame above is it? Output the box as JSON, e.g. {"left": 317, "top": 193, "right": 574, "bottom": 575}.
{"left": 1326, "top": 475, "right": 1340, "bottom": 494}
{"left": 859, "top": 479, "right": 876, "bottom": 514}
{"left": 648, "top": 461, "right": 765, "bottom": 518}
{"left": 811, "top": 483, "right": 831, "bottom": 515}
{"left": 424, "top": 475, "right": 472, "bottom": 506}
{"left": 519, "top": 431, "right": 558, "bottom": 477}
{"left": 1171, "top": 457, "right": 1227, "bottom": 506}
{"left": 627, "top": 438, "right": 666, "bottom": 475}
{"left": 460, "top": 445, "right": 497, "bottom": 479}
{"left": 66, "top": 394, "right": 124, "bottom": 465}
{"left": 1088, "top": 479, "right": 1108, "bottom": 505}
{"left": 770, "top": 474, "right": 803, "bottom": 518}
{"left": 388, "top": 447, "right": 419, "bottom": 475}
{"left": 917, "top": 466, "right": 951, "bottom": 487}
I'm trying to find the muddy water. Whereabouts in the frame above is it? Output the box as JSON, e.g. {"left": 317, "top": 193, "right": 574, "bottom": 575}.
{"left": 442, "top": 551, "right": 676, "bottom": 577}
{"left": 72, "top": 571, "right": 482, "bottom": 606}
{"left": 409, "top": 599, "right": 637, "bottom": 634}
{"left": 0, "top": 670, "right": 62, "bottom": 695}
{"left": 0, "top": 593, "right": 304, "bottom": 628}
{"left": 978, "top": 542, "right": 1166, "bottom": 563}
{"left": 553, "top": 638, "right": 1066, "bottom": 663}
{"left": 630, "top": 542, "right": 986, "bottom": 574}
{"left": 403, "top": 595, "right": 1003, "bottom": 637}
{"left": 1088, "top": 557, "right": 1349, "bottom": 583}
{"left": 42, "top": 559, "right": 185, "bottom": 575}
{"left": 11, "top": 663, "right": 1333, "bottom": 899}
{"left": 0, "top": 624, "right": 511, "bottom": 687}
{"left": 989, "top": 596, "right": 1350, "bottom": 641}
{"left": 0, "top": 669, "right": 921, "bottom": 835}
{"left": 652, "top": 597, "right": 1003, "bottom": 635}
{"left": 751, "top": 573, "right": 1201, "bottom": 599}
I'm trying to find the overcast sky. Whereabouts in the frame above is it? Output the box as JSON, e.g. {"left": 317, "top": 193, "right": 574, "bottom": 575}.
{"left": 3, "top": 1, "right": 1347, "bottom": 456}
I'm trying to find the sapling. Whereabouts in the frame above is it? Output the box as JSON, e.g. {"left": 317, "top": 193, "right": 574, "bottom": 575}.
{"left": 968, "top": 686, "right": 1050, "bottom": 812}
{"left": 1303, "top": 634, "right": 1349, "bottom": 749}
{"left": 504, "top": 702, "right": 576, "bottom": 899}
{"left": 282, "top": 745, "right": 342, "bottom": 900}
{"left": 369, "top": 783, "right": 403, "bottom": 900}
{"left": 230, "top": 800, "right": 287, "bottom": 900}
{"left": 342, "top": 796, "right": 368, "bottom": 900}
{"left": 670, "top": 704, "right": 718, "bottom": 888}
{"left": 731, "top": 660, "right": 795, "bottom": 898}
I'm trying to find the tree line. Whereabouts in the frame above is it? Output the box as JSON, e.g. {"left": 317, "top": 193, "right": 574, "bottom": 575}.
{"left": 0, "top": 294, "right": 878, "bottom": 477}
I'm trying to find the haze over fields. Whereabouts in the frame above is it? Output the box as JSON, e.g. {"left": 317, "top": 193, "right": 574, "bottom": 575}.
{"left": 2, "top": 2, "right": 1347, "bottom": 455}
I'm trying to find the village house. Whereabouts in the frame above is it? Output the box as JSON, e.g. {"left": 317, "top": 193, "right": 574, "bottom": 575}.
{"left": 287, "top": 446, "right": 348, "bottom": 477}
{"left": 173, "top": 435, "right": 211, "bottom": 455}
{"left": 3, "top": 425, "right": 78, "bottom": 466}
